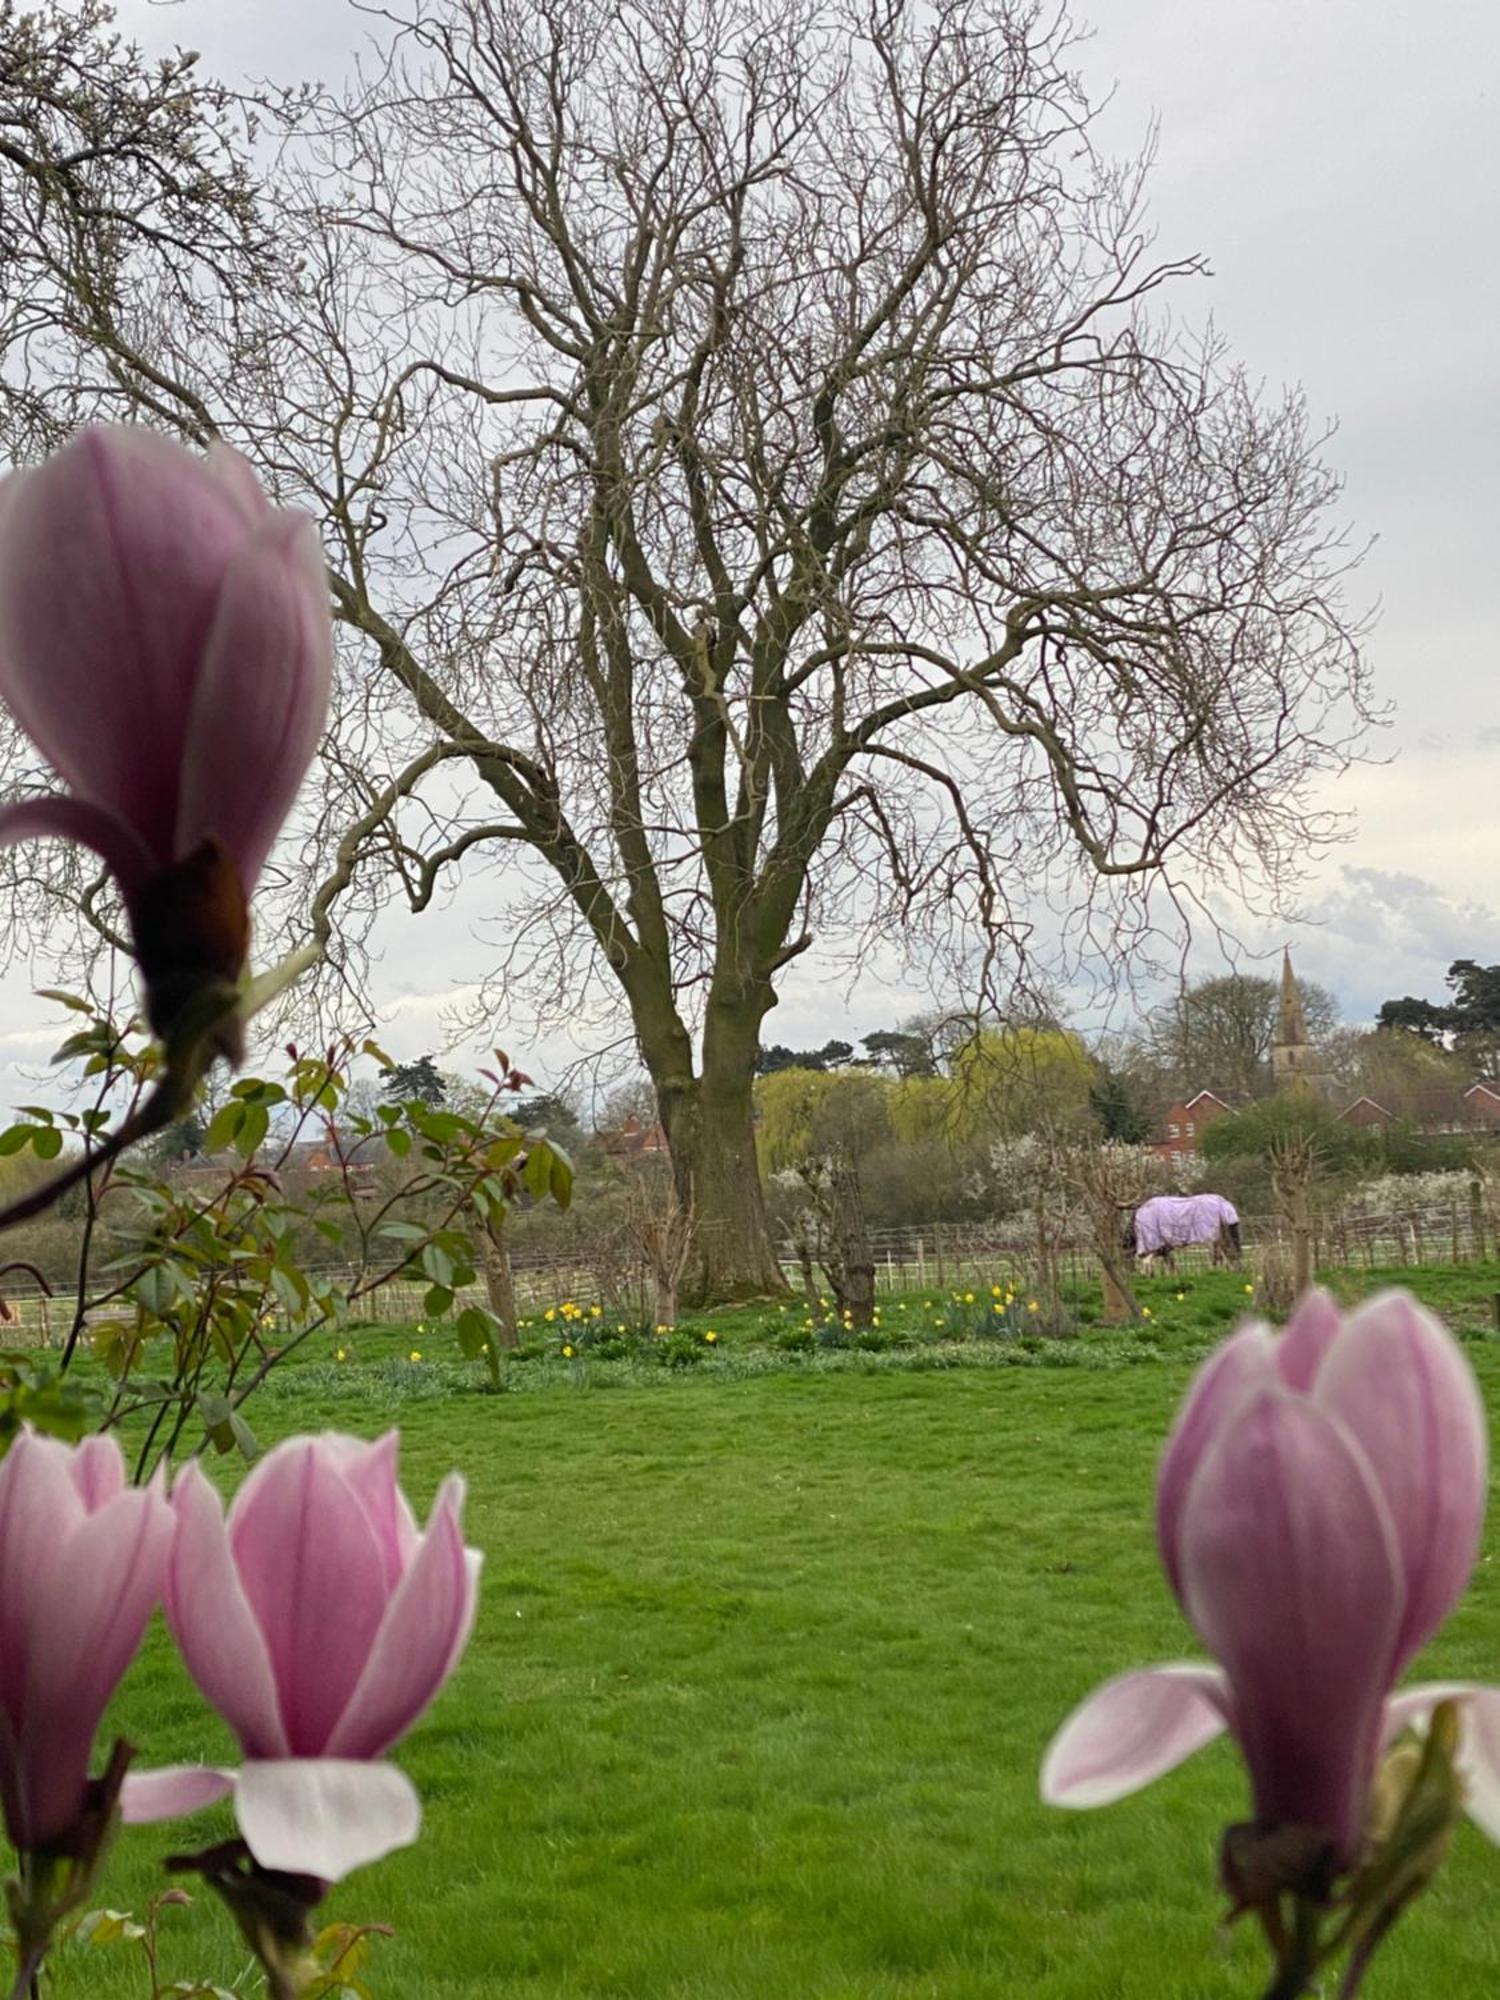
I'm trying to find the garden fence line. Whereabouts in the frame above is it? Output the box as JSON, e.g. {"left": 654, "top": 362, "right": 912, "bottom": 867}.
{"left": 0, "top": 1197, "right": 1493, "bottom": 1346}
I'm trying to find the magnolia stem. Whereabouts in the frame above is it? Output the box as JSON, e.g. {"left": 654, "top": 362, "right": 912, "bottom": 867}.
{"left": 1261, "top": 1896, "right": 1323, "bottom": 2000}
{"left": 1337, "top": 1901, "right": 1408, "bottom": 1999}
{"left": 6, "top": 1938, "right": 46, "bottom": 2000}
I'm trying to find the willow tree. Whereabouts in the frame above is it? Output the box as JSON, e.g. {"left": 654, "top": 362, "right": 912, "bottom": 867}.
{"left": 0, "top": 0, "right": 1372, "bottom": 1296}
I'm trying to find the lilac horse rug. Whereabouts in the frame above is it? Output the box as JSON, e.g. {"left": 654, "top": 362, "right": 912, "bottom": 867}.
{"left": 1132, "top": 1192, "right": 1239, "bottom": 1256}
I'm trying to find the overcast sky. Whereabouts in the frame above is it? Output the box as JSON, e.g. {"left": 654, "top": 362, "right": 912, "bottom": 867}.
{"left": 4, "top": 0, "right": 1496, "bottom": 1102}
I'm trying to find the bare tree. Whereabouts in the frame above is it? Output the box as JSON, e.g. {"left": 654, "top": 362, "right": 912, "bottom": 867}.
{"left": 0, "top": 0, "right": 1374, "bottom": 1298}
{"left": 1138, "top": 971, "right": 1340, "bottom": 1100}
{"left": 795, "top": 1153, "right": 876, "bottom": 1328}
{"left": 623, "top": 1171, "right": 695, "bottom": 1328}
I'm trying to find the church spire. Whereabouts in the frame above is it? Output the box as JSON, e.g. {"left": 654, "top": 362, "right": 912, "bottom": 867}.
{"left": 1272, "top": 947, "right": 1324, "bottom": 1091}
{"left": 1277, "top": 946, "right": 1309, "bottom": 1050}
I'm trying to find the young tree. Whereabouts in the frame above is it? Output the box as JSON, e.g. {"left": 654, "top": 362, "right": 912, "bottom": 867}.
{"left": 1202, "top": 1093, "right": 1367, "bottom": 1292}
{"left": 0, "top": 0, "right": 1374, "bottom": 1298}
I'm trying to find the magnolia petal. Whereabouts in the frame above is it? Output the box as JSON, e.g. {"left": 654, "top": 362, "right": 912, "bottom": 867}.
{"left": 1157, "top": 1323, "right": 1275, "bottom": 1598}
{"left": 317, "top": 1432, "right": 419, "bottom": 1592}
{"left": 327, "top": 1475, "right": 479, "bottom": 1759}
{"left": 1315, "top": 1290, "right": 1488, "bottom": 1670}
{"left": 228, "top": 1439, "right": 388, "bottom": 1755}
{"left": 1041, "top": 1664, "right": 1232, "bottom": 1808}
{"left": 175, "top": 511, "right": 332, "bottom": 893}
{"left": 120, "top": 1765, "right": 235, "bottom": 1824}
{"left": 21, "top": 1486, "right": 173, "bottom": 1844}
{"left": 0, "top": 427, "right": 249, "bottom": 853}
{"left": 0, "top": 796, "right": 157, "bottom": 898}
{"left": 1180, "top": 1385, "right": 1405, "bottom": 1862}
{"left": 233, "top": 1758, "right": 421, "bottom": 1881}
{"left": 166, "top": 1463, "right": 288, "bottom": 1759}
{"left": 205, "top": 443, "right": 273, "bottom": 523}
{"left": 69, "top": 1434, "right": 127, "bottom": 1512}
{"left": 0, "top": 1432, "right": 88, "bottom": 1731}
{"left": 1275, "top": 1288, "right": 1342, "bottom": 1391}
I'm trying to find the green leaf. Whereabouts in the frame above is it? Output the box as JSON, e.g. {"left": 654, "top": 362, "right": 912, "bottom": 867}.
{"left": 197, "top": 1392, "right": 237, "bottom": 1455}
{"left": 229, "top": 1412, "right": 260, "bottom": 1462}
{"left": 35, "top": 988, "right": 93, "bottom": 1014}
{"left": 269, "top": 1266, "right": 305, "bottom": 1316}
{"left": 456, "top": 1306, "right": 497, "bottom": 1360}
{"left": 384, "top": 1128, "right": 411, "bottom": 1159}
{"left": 424, "top": 1284, "right": 454, "bottom": 1317}
{"left": 202, "top": 1102, "right": 245, "bottom": 1152}
{"left": 0, "top": 1126, "right": 32, "bottom": 1156}
{"left": 31, "top": 1126, "right": 63, "bottom": 1161}
{"left": 134, "top": 1264, "right": 178, "bottom": 1315}
{"left": 421, "top": 1242, "right": 455, "bottom": 1288}
{"left": 90, "top": 1321, "right": 144, "bottom": 1381}
{"left": 234, "top": 1102, "right": 270, "bottom": 1158}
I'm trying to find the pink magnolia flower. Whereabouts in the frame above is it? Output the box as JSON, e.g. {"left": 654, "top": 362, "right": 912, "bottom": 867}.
{"left": 0, "top": 1430, "right": 172, "bottom": 1849}
{"left": 1043, "top": 1289, "right": 1500, "bottom": 1865}
{"left": 124, "top": 1432, "right": 480, "bottom": 1881}
{"left": 0, "top": 425, "right": 332, "bottom": 1036}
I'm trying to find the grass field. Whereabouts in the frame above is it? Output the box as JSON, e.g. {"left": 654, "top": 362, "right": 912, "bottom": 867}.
{"left": 35, "top": 1266, "right": 1500, "bottom": 1997}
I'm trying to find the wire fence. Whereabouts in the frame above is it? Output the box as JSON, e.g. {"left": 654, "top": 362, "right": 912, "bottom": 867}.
{"left": 1, "top": 1196, "right": 1494, "bottom": 1347}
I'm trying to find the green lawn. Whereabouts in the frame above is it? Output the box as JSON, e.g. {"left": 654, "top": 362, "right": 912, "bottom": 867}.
{"left": 37, "top": 1268, "right": 1500, "bottom": 1997}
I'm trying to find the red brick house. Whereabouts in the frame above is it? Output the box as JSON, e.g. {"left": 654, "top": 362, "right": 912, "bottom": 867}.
{"left": 598, "top": 1113, "right": 670, "bottom": 1160}
{"left": 1150, "top": 1090, "right": 1235, "bottom": 1166}
{"left": 1338, "top": 1096, "right": 1395, "bottom": 1130}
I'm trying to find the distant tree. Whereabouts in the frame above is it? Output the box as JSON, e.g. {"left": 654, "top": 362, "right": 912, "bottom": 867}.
{"left": 512, "top": 1093, "right": 584, "bottom": 1147}
{"left": 151, "top": 1117, "right": 206, "bottom": 1164}
{"left": 858, "top": 1029, "right": 939, "bottom": 1078}
{"left": 1143, "top": 973, "right": 1338, "bottom": 1097}
{"left": 755, "top": 1041, "right": 856, "bottom": 1076}
{"left": 1088, "top": 1067, "right": 1152, "bottom": 1144}
{"left": 1378, "top": 961, "right": 1500, "bottom": 1067}
{"left": 1375, "top": 996, "right": 1450, "bottom": 1045}
{"left": 1322, "top": 1025, "right": 1473, "bottom": 1117}
{"left": 596, "top": 1078, "right": 660, "bottom": 1136}
{"left": 381, "top": 1055, "right": 447, "bottom": 1107}
{"left": 945, "top": 1027, "right": 1096, "bottom": 1141}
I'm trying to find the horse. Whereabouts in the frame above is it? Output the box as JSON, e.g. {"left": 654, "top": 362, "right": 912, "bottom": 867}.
{"left": 1123, "top": 1193, "right": 1241, "bottom": 1272}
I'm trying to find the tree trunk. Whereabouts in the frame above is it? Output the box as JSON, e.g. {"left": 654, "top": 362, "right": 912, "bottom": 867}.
{"left": 480, "top": 1214, "right": 519, "bottom": 1349}
{"left": 663, "top": 1077, "right": 786, "bottom": 1301}
{"left": 1280, "top": 1175, "right": 1314, "bottom": 1295}
{"left": 1098, "top": 1253, "right": 1139, "bottom": 1325}
{"left": 654, "top": 992, "right": 787, "bottom": 1304}
{"left": 827, "top": 1155, "right": 876, "bottom": 1329}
